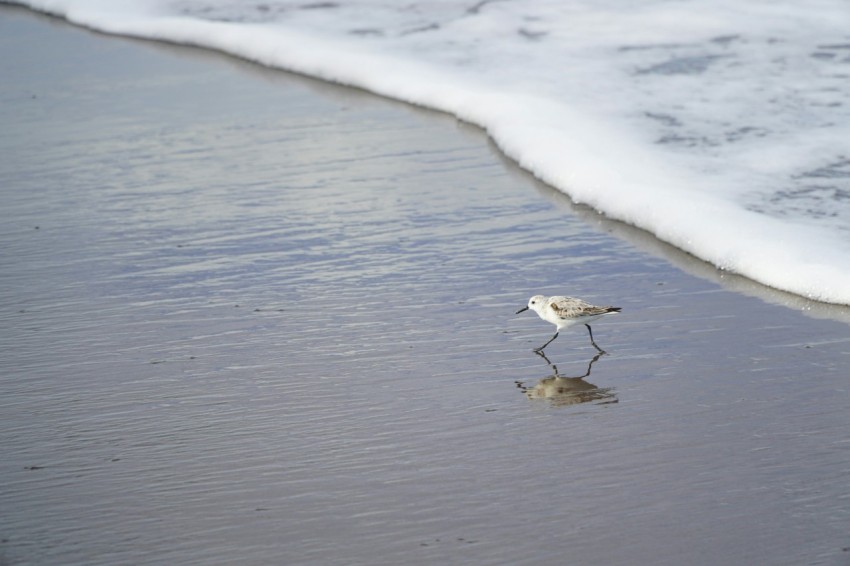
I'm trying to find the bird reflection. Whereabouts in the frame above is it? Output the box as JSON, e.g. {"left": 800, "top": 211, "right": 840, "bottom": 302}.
{"left": 515, "top": 351, "right": 617, "bottom": 407}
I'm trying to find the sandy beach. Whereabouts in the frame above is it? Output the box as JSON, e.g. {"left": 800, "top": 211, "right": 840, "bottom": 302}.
{"left": 1, "top": 6, "right": 849, "bottom": 565}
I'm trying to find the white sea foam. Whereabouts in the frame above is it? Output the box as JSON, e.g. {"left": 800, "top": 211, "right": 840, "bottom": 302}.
{"left": 10, "top": 0, "right": 850, "bottom": 303}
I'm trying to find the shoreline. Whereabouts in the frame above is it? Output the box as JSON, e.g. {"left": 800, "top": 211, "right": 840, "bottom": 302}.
{"left": 2, "top": 7, "right": 849, "bottom": 566}
{"left": 5, "top": 3, "right": 850, "bottom": 307}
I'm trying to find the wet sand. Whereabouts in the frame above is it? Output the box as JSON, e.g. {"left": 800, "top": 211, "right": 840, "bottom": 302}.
{"left": 1, "top": 6, "right": 849, "bottom": 566}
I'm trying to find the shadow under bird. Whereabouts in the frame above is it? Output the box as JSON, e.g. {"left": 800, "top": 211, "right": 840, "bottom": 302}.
{"left": 516, "top": 295, "right": 621, "bottom": 353}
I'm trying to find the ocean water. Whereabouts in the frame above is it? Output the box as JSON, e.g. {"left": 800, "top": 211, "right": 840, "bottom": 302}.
{"left": 7, "top": 0, "right": 850, "bottom": 304}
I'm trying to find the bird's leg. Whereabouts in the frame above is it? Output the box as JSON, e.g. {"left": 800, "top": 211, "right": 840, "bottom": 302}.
{"left": 534, "top": 332, "right": 559, "bottom": 352}
{"left": 585, "top": 324, "right": 605, "bottom": 353}
{"left": 534, "top": 349, "right": 553, "bottom": 364}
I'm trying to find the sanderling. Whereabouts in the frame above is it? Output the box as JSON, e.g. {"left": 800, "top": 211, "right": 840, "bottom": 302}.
{"left": 516, "top": 295, "right": 621, "bottom": 353}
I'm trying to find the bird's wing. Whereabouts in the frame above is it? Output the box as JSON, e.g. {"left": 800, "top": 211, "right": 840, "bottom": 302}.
{"left": 548, "top": 296, "right": 610, "bottom": 318}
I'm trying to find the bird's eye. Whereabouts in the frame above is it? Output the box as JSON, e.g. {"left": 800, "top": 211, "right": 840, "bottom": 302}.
{"left": 531, "top": 300, "right": 536, "bottom": 304}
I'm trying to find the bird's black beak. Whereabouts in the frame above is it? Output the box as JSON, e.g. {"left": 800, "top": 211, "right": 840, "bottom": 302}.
{"left": 515, "top": 306, "right": 529, "bottom": 315}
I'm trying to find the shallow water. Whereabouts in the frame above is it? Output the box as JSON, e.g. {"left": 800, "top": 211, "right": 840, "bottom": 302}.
{"left": 1, "top": 8, "right": 849, "bottom": 566}
{"left": 10, "top": 0, "right": 850, "bottom": 303}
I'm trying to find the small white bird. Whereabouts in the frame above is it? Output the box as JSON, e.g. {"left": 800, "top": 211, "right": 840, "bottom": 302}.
{"left": 516, "top": 295, "right": 621, "bottom": 353}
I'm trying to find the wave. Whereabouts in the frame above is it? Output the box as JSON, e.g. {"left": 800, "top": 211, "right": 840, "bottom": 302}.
{"left": 9, "top": 0, "right": 850, "bottom": 304}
